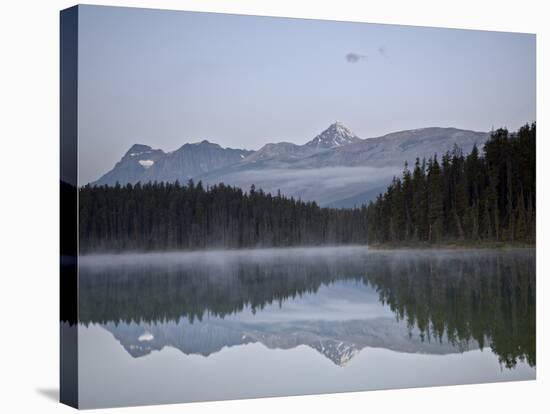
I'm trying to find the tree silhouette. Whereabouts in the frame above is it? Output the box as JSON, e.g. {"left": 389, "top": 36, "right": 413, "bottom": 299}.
{"left": 366, "top": 123, "right": 535, "bottom": 245}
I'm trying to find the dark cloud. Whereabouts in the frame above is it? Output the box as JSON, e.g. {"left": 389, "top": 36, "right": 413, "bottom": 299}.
{"left": 345, "top": 52, "right": 367, "bottom": 63}
{"left": 346, "top": 48, "right": 386, "bottom": 64}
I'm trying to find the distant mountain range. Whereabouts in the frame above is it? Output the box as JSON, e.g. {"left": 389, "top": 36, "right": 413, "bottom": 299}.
{"left": 93, "top": 141, "right": 253, "bottom": 187}
{"left": 91, "top": 122, "right": 488, "bottom": 207}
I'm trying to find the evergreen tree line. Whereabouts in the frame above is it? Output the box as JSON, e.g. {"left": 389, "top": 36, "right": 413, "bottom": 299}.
{"left": 366, "top": 123, "right": 536, "bottom": 245}
{"left": 79, "top": 181, "right": 368, "bottom": 252}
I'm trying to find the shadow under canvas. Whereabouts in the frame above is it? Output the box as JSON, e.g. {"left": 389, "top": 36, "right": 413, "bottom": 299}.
{"left": 36, "top": 388, "right": 59, "bottom": 402}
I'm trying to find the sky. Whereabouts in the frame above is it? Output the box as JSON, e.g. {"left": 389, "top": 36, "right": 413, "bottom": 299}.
{"left": 77, "top": 5, "right": 536, "bottom": 184}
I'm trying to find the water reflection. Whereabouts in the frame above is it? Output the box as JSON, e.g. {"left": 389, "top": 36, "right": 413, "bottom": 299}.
{"left": 78, "top": 247, "right": 535, "bottom": 369}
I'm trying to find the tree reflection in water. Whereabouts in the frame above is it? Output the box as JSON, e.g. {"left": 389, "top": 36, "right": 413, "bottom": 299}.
{"left": 77, "top": 248, "right": 535, "bottom": 368}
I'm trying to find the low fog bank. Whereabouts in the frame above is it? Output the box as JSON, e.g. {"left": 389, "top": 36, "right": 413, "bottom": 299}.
{"left": 79, "top": 245, "right": 534, "bottom": 270}
{"left": 202, "top": 166, "right": 401, "bottom": 206}
{"left": 79, "top": 245, "right": 370, "bottom": 269}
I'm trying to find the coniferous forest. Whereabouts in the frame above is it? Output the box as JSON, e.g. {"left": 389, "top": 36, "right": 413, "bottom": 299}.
{"left": 79, "top": 123, "right": 535, "bottom": 252}
{"left": 79, "top": 181, "right": 368, "bottom": 252}
{"left": 365, "top": 123, "right": 536, "bottom": 245}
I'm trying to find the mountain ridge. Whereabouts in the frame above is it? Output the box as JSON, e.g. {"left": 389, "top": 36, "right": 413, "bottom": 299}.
{"left": 90, "top": 123, "right": 488, "bottom": 207}
{"left": 93, "top": 140, "right": 253, "bottom": 187}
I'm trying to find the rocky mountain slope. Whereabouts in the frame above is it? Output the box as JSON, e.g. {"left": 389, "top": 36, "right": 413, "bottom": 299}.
{"left": 92, "top": 141, "right": 253, "bottom": 186}
{"left": 91, "top": 123, "right": 488, "bottom": 206}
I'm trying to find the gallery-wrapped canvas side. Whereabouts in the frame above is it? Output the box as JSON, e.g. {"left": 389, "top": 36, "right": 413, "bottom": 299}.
{"left": 60, "top": 5, "right": 79, "bottom": 409}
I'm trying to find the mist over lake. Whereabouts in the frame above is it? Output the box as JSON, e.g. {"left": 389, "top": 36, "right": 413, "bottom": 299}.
{"left": 77, "top": 246, "right": 535, "bottom": 408}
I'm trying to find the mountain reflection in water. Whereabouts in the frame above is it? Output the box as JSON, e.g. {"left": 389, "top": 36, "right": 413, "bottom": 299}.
{"left": 78, "top": 247, "right": 535, "bottom": 369}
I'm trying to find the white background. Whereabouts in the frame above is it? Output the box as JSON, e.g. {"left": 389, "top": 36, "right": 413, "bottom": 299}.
{"left": 0, "top": 0, "right": 547, "bottom": 413}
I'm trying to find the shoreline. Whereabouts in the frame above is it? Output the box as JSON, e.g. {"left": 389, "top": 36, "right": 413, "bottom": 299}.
{"left": 367, "top": 241, "right": 535, "bottom": 250}
{"left": 78, "top": 242, "right": 535, "bottom": 257}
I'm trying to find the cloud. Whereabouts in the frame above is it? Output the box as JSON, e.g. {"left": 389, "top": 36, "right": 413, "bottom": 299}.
{"left": 346, "top": 48, "right": 386, "bottom": 63}
{"left": 345, "top": 52, "right": 367, "bottom": 63}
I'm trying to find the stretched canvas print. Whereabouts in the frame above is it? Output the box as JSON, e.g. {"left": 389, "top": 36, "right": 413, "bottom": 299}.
{"left": 60, "top": 4, "right": 536, "bottom": 409}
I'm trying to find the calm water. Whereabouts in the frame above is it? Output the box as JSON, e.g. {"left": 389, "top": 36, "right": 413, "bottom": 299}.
{"left": 76, "top": 247, "right": 536, "bottom": 408}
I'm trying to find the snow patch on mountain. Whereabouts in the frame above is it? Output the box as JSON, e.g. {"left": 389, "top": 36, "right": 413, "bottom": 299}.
{"left": 304, "top": 121, "right": 362, "bottom": 150}
{"left": 138, "top": 160, "right": 155, "bottom": 169}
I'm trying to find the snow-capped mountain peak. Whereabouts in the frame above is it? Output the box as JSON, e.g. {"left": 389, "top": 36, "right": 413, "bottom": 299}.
{"left": 92, "top": 141, "right": 253, "bottom": 186}
{"left": 305, "top": 122, "right": 362, "bottom": 150}
{"left": 124, "top": 144, "right": 155, "bottom": 158}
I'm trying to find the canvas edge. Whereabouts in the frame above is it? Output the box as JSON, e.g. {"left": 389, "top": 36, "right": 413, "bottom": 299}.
{"left": 60, "top": 4, "right": 79, "bottom": 409}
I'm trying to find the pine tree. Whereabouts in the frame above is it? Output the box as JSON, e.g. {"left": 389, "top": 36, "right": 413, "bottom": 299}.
{"left": 365, "top": 123, "right": 535, "bottom": 245}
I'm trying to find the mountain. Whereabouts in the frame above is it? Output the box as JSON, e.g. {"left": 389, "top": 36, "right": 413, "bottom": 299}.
{"left": 293, "top": 127, "right": 488, "bottom": 169}
{"left": 140, "top": 141, "right": 253, "bottom": 184}
{"left": 91, "top": 123, "right": 488, "bottom": 207}
{"left": 237, "top": 126, "right": 486, "bottom": 170}
{"left": 241, "top": 122, "right": 361, "bottom": 164}
{"left": 197, "top": 126, "right": 488, "bottom": 206}
{"left": 92, "top": 141, "right": 253, "bottom": 186}
{"left": 304, "top": 121, "right": 361, "bottom": 150}
{"left": 92, "top": 144, "right": 166, "bottom": 187}
{"left": 244, "top": 142, "right": 308, "bottom": 163}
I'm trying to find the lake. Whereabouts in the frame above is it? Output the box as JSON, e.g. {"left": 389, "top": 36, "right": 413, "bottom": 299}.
{"left": 76, "top": 247, "right": 536, "bottom": 408}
